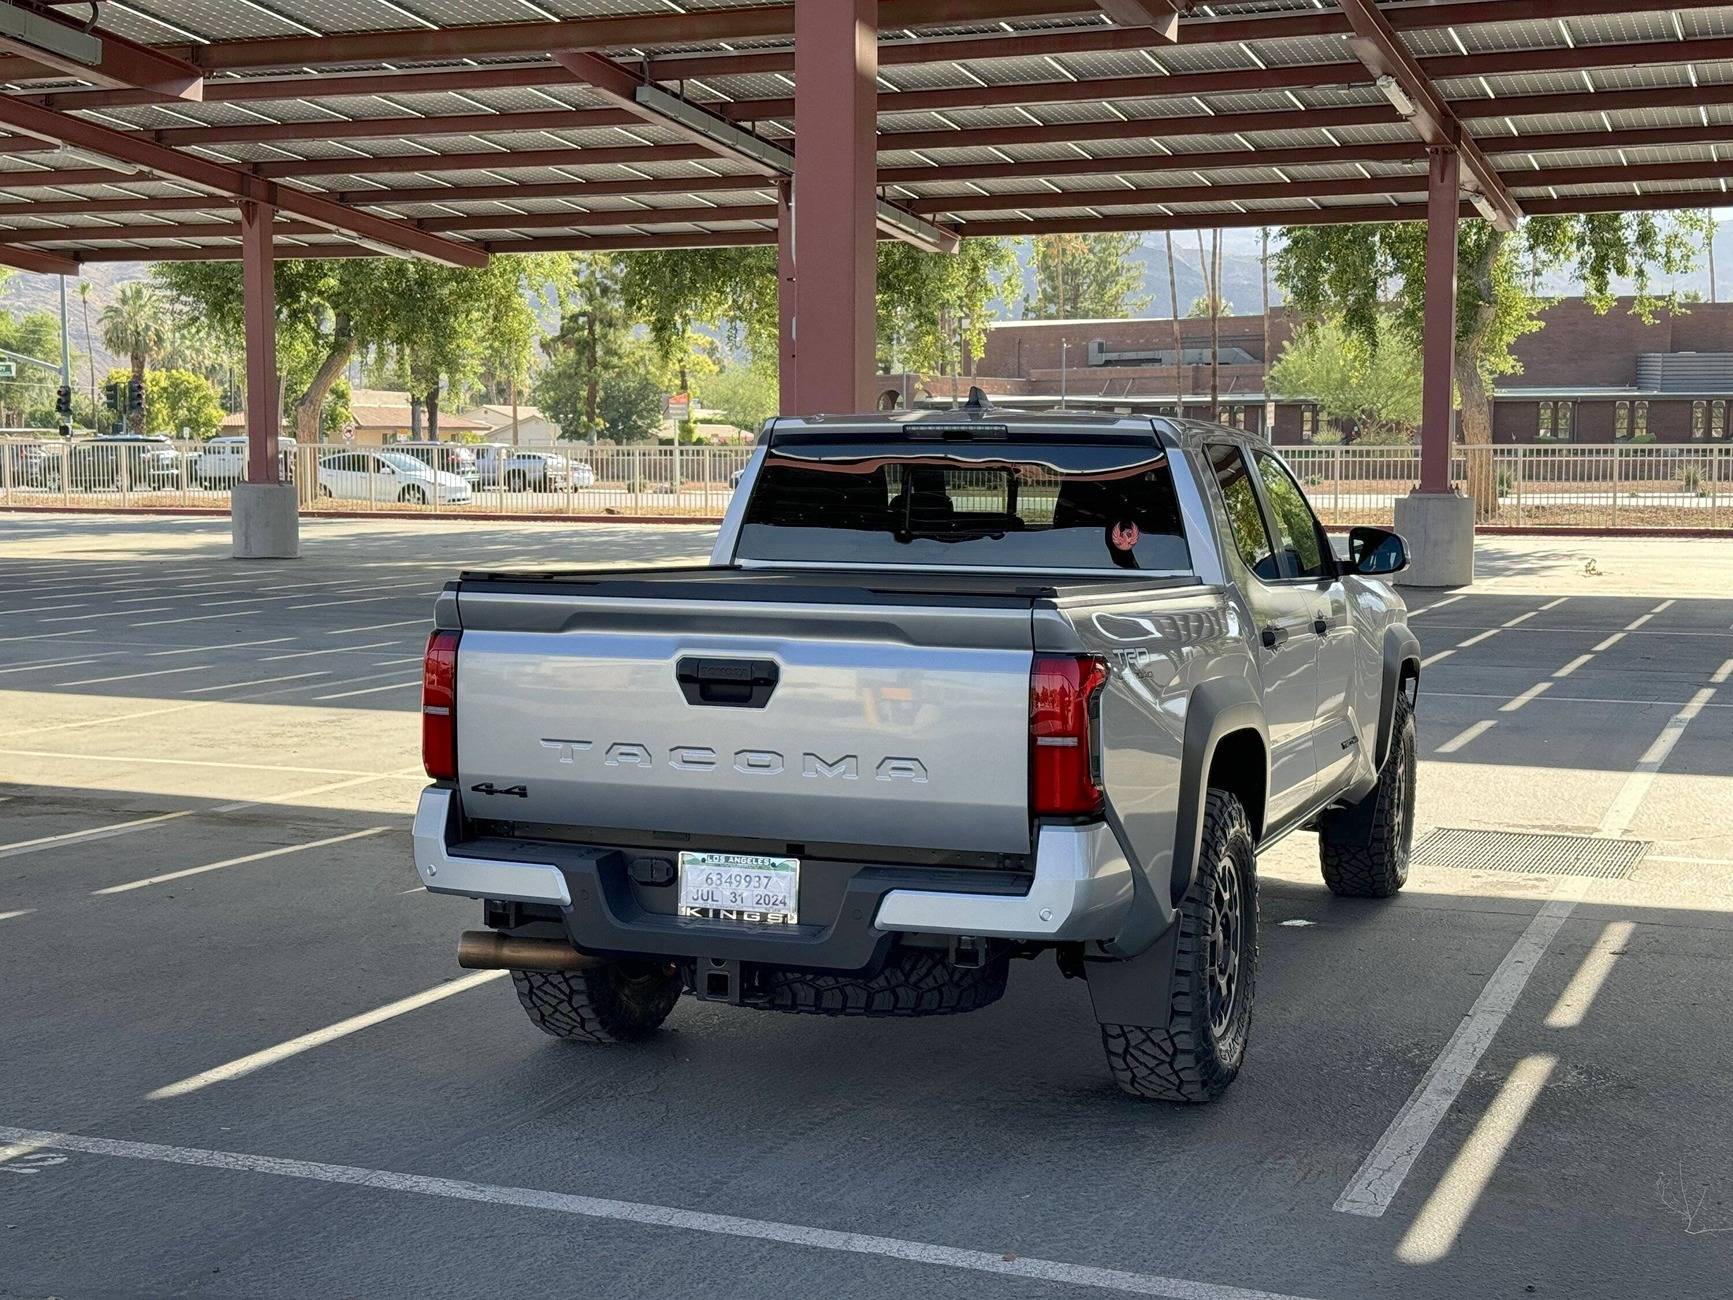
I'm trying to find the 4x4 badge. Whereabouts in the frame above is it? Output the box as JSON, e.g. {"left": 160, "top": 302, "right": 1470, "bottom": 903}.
{"left": 470, "top": 782, "right": 529, "bottom": 798}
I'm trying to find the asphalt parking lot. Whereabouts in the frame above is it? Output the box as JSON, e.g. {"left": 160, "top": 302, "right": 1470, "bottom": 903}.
{"left": 1, "top": 514, "right": 1730, "bottom": 1300}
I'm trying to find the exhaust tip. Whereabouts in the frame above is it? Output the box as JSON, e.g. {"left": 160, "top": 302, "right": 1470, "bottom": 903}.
{"left": 458, "top": 930, "right": 599, "bottom": 972}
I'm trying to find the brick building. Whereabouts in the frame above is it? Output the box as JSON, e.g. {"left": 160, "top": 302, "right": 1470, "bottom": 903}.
{"left": 898, "top": 298, "right": 1733, "bottom": 447}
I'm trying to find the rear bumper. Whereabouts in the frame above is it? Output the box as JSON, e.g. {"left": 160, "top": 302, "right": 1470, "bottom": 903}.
{"left": 412, "top": 787, "right": 1135, "bottom": 970}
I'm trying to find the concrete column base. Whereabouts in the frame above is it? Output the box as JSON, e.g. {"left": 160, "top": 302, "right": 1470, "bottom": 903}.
{"left": 231, "top": 482, "right": 300, "bottom": 560}
{"left": 1393, "top": 490, "right": 1474, "bottom": 588}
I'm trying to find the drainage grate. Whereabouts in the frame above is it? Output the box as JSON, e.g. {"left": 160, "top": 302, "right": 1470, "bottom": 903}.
{"left": 1412, "top": 828, "right": 1649, "bottom": 880}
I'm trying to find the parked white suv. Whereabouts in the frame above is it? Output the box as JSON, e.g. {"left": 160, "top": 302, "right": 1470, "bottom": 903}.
{"left": 192, "top": 435, "right": 298, "bottom": 488}
{"left": 316, "top": 450, "right": 471, "bottom": 506}
{"left": 473, "top": 443, "right": 595, "bottom": 491}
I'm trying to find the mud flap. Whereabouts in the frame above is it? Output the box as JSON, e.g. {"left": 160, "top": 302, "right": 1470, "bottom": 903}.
{"left": 1082, "top": 921, "right": 1179, "bottom": 1029}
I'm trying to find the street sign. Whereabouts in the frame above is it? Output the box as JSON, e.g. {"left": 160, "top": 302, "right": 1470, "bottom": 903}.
{"left": 668, "top": 391, "right": 691, "bottom": 422}
{"left": 0, "top": 362, "right": 15, "bottom": 379}
{"left": 341, "top": 423, "right": 356, "bottom": 443}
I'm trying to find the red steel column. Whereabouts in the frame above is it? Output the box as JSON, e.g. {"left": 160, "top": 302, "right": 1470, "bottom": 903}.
{"left": 241, "top": 200, "right": 281, "bottom": 485}
{"left": 777, "top": 177, "right": 797, "bottom": 415}
{"left": 1419, "top": 146, "right": 1459, "bottom": 494}
{"left": 792, "top": 0, "right": 877, "bottom": 416}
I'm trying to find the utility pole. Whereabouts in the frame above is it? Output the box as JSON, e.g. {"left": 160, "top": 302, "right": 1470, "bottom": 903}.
{"left": 1261, "top": 228, "right": 1275, "bottom": 438}
{"left": 1060, "top": 338, "right": 1069, "bottom": 409}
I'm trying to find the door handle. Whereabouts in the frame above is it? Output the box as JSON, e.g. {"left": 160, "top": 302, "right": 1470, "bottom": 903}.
{"left": 676, "top": 656, "right": 780, "bottom": 708}
{"left": 1261, "top": 624, "right": 1288, "bottom": 649}
{"left": 1313, "top": 615, "right": 1329, "bottom": 636}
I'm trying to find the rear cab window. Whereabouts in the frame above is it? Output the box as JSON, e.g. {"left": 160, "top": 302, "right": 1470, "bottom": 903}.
{"left": 735, "top": 430, "right": 1191, "bottom": 573}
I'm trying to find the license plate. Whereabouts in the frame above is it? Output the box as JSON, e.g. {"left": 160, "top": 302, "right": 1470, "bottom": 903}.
{"left": 677, "top": 852, "right": 799, "bottom": 925}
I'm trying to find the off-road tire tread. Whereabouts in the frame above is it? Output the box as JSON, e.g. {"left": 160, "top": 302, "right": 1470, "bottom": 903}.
{"left": 1100, "top": 790, "right": 1257, "bottom": 1104}
{"left": 511, "top": 963, "right": 682, "bottom": 1043}
{"left": 1318, "top": 698, "right": 1414, "bottom": 898}
{"left": 760, "top": 948, "right": 1009, "bottom": 1017}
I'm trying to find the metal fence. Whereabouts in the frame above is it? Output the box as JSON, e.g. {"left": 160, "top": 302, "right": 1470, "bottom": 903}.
{"left": 0, "top": 438, "right": 756, "bottom": 520}
{"left": 3, "top": 436, "right": 1731, "bottom": 531}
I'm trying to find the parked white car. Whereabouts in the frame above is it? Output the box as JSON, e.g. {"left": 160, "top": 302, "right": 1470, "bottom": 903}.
{"left": 473, "top": 443, "right": 595, "bottom": 491}
{"left": 316, "top": 450, "right": 472, "bottom": 506}
{"left": 192, "top": 435, "right": 298, "bottom": 488}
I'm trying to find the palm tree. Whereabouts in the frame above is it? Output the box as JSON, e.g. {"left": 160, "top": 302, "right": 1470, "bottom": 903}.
{"left": 78, "top": 281, "right": 96, "bottom": 422}
{"left": 100, "top": 283, "right": 169, "bottom": 432}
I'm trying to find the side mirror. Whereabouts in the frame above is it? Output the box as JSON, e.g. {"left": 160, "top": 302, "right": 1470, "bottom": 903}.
{"left": 1348, "top": 526, "right": 1409, "bottom": 576}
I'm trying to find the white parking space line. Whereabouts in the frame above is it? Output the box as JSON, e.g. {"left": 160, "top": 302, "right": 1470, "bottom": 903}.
{"left": 1591, "top": 633, "right": 1626, "bottom": 652}
{"left": 1333, "top": 882, "right": 1586, "bottom": 1218}
{"left": 1499, "top": 682, "right": 1553, "bottom": 712}
{"left": 147, "top": 971, "right": 507, "bottom": 1099}
{"left": 1712, "top": 657, "right": 1733, "bottom": 685}
{"left": 1434, "top": 720, "right": 1496, "bottom": 754}
{"left": 43, "top": 606, "right": 172, "bottom": 622}
{"left": 211, "top": 770, "right": 424, "bottom": 814}
{"left": 0, "top": 1123, "right": 1320, "bottom": 1300}
{"left": 313, "top": 679, "right": 420, "bottom": 701}
{"left": 0, "top": 910, "right": 35, "bottom": 922}
{"left": 0, "top": 629, "right": 94, "bottom": 644}
{"left": 183, "top": 671, "right": 330, "bottom": 694}
{"left": 9, "top": 702, "right": 212, "bottom": 738}
{"left": 1409, "top": 595, "right": 1467, "bottom": 616}
{"left": 1598, "top": 687, "right": 1716, "bottom": 837}
{"left": 1394, "top": 1055, "right": 1559, "bottom": 1265}
{"left": 1553, "top": 654, "right": 1593, "bottom": 678}
{"left": 258, "top": 640, "right": 395, "bottom": 661}
{"left": 94, "top": 827, "right": 392, "bottom": 895}
{"left": 1544, "top": 921, "right": 1637, "bottom": 1029}
{"left": 325, "top": 619, "right": 427, "bottom": 635}
{"left": 60, "top": 664, "right": 211, "bottom": 686}
{"left": 0, "top": 810, "right": 194, "bottom": 862}
{"left": 0, "top": 749, "right": 426, "bottom": 779}
{"left": 134, "top": 610, "right": 265, "bottom": 627}
{"left": 149, "top": 637, "right": 297, "bottom": 657}
{"left": 0, "top": 657, "right": 105, "bottom": 677}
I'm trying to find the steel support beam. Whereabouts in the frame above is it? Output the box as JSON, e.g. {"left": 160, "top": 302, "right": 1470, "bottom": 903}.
{"left": 1420, "top": 149, "right": 1459, "bottom": 496}
{"left": 777, "top": 178, "right": 797, "bottom": 417}
{"left": 0, "top": 243, "right": 77, "bottom": 275}
{"left": 554, "top": 48, "right": 955, "bottom": 253}
{"left": 0, "top": 2, "right": 201, "bottom": 98}
{"left": 1336, "top": 0, "right": 1519, "bottom": 231}
{"left": 0, "top": 94, "right": 486, "bottom": 267}
{"left": 791, "top": 0, "right": 878, "bottom": 417}
{"left": 241, "top": 202, "right": 280, "bottom": 485}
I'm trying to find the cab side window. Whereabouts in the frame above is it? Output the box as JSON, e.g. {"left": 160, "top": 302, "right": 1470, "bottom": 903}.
{"left": 1207, "top": 444, "right": 1280, "bottom": 583}
{"left": 1253, "top": 451, "right": 1332, "bottom": 580}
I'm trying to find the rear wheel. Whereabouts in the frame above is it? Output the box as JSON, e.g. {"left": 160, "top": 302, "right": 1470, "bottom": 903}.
{"left": 398, "top": 484, "right": 427, "bottom": 505}
{"left": 317, "top": 483, "right": 334, "bottom": 499}
{"left": 511, "top": 960, "right": 682, "bottom": 1043}
{"left": 1098, "top": 788, "right": 1258, "bottom": 1103}
{"left": 1318, "top": 698, "right": 1415, "bottom": 898}
{"left": 504, "top": 470, "right": 526, "bottom": 492}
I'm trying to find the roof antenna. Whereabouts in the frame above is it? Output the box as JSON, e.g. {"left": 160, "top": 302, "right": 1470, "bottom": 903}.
{"left": 964, "top": 385, "right": 990, "bottom": 413}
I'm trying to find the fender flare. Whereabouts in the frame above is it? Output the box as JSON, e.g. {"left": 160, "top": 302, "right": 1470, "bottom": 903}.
{"left": 1169, "top": 676, "right": 1269, "bottom": 910}
{"left": 1374, "top": 624, "right": 1423, "bottom": 772}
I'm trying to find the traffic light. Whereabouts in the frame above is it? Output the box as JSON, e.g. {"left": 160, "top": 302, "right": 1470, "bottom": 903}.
{"left": 104, "top": 380, "right": 124, "bottom": 413}
{"left": 55, "top": 386, "right": 73, "bottom": 417}
{"left": 127, "top": 377, "right": 145, "bottom": 416}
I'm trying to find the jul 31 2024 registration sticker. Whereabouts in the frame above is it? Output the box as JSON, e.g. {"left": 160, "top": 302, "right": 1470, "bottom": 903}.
{"left": 677, "top": 851, "right": 799, "bottom": 925}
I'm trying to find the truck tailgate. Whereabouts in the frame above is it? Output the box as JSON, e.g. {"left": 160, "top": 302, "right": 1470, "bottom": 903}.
{"left": 452, "top": 584, "right": 1036, "bottom": 855}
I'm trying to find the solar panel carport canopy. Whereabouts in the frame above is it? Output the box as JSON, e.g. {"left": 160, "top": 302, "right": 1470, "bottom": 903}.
{"left": 0, "top": 0, "right": 1731, "bottom": 266}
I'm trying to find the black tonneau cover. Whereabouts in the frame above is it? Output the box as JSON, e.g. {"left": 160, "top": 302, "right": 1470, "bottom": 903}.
{"left": 454, "top": 565, "right": 1198, "bottom": 607}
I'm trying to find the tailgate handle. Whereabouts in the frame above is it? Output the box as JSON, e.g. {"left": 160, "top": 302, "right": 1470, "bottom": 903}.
{"left": 676, "top": 657, "right": 779, "bottom": 708}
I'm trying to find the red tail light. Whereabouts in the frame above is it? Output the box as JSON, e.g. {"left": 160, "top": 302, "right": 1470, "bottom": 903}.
{"left": 1030, "top": 654, "right": 1109, "bottom": 818}
{"left": 422, "top": 629, "right": 461, "bottom": 781}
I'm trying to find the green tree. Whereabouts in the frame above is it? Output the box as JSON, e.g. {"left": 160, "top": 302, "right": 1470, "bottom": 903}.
{"left": 1023, "top": 232, "right": 1149, "bottom": 320}
{"left": 598, "top": 363, "right": 668, "bottom": 444}
{"left": 616, "top": 247, "right": 780, "bottom": 385}
{"left": 696, "top": 363, "right": 778, "bottom": 436}
{"left": 535, "top": 255, "right": 630, "bottom": 443}
{"left": 0, "top": 308, "right": 68, "bottom": 429}
{"left": 1269, "top": 316, "right": 1422, "bottom": 444}
{"left": 1274, "top": 211, "right": 1712, "bottom": 517}
{"left": 100, "top": 284, "right": 170, "bottom": 432}
{"left": 138, "top": 368, "right": 225, "bottom": 438}
{"left": 877, "top": 237, "right": 1019, "bottom": 376}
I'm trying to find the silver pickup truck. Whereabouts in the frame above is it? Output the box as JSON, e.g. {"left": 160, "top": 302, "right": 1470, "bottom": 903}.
{"left": 414, "top": 403, "right": 1421, "bottom": 1103}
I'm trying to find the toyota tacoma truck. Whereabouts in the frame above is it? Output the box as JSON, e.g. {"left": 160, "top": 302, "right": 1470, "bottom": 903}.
{"left": 414, "top": 401, "right": 1420, "bottom": 1102}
